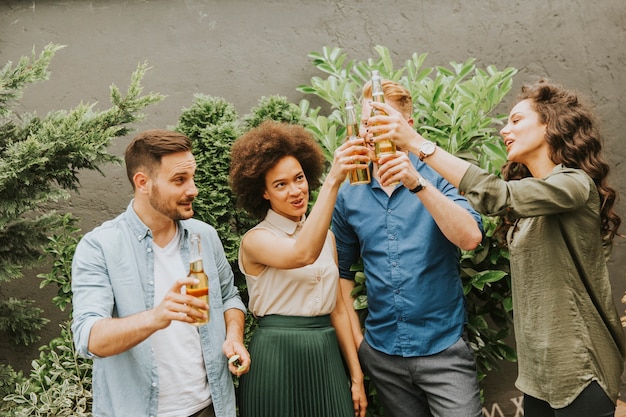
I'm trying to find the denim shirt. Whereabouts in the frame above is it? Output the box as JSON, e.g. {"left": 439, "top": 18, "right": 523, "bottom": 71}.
{"left": 71, "top": 202, "right": 246, "bottom": 417}
{"left": 332, "top": 154, "right": 483, "bottom": 357}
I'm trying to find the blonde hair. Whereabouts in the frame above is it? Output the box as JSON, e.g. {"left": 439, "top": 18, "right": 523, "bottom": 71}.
{"left": 362, "top": 79, "right": 413, "bottom": 118}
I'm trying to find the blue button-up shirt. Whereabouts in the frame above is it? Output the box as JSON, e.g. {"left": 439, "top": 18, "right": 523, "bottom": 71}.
{"left": 71, "top": 202, "right": 246, "bottom": 417}
{"left": 332, "top": 154, "right": 482, "bottom": 357}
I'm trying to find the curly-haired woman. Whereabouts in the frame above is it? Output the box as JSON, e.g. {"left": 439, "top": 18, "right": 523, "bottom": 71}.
{"left": 229, "top": 121, "right": 368, "bottom": 417}
{"left": 367, "top": 79, "right": 626, "bottom": 417}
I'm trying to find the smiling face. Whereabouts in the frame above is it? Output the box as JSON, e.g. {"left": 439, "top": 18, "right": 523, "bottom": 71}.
{"left": 500, "top": 99, "right": 549, "bottom": 165}
{"left": 146, "top": 151, "right": 198, "bottom": 221}
{"left": 262, "top": 155, "right": 309, "bottom": 222}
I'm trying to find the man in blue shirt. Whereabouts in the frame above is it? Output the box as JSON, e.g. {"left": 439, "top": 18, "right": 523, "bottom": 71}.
{"left": 333, "top": 81, "right": 484, "bottom": 417}
{"left": 71, "top": 129, "right": 250, "bottom": 417}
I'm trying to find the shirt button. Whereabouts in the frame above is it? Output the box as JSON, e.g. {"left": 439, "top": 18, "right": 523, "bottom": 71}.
{"left": 392, "top": 262, "right": 397, "bottom": 267}
{"left": 147, "top": 248, "right": 153, "bottom": 253}
{"left": 389, "top": 235, "right": 395, "bottom": 240}
{"left": 151, "top": 382, "right": 157, "bottom": 387}
{"left": 315, "top": 297, "right": 320, "bottom": 303}
{"left": 387, "top": 209, "right": 392, "bottom": 214}
{"left": 148, "top": 281, "right": 154, "bottom": 286}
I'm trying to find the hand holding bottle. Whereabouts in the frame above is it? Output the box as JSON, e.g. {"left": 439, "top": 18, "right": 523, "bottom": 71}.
{"left": 377, "top": 151, "right": 421, "bottom": 189}
{"left": 186, "top": 233, "right": 210, "bottom": 326}
{"left": 345, "top": 99, "right": 371, "bottom": 185}
{"left": 369, "top": 70, "right": 396, "bottom": 159}
{"left": 326, "top": 138, "right": 370, "bottom": 187}
{"left": 366, "top": 101, "right": 424, "bottom": 152}
{"left": 151, "top": 276, "right": 209, "bottom": 328}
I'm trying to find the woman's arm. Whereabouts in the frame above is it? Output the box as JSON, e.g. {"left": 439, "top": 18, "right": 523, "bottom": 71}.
{"left": 375, "top": 151, "right": 482, "bottom": 250}
{"left": 367, "top": 101, "right": 472, "bottom": 188}
{"left": 242, "top": 138, "right": 368, "bottom": 271}
{"left": 331, "top": 283, "right": 367, "bottom": 417}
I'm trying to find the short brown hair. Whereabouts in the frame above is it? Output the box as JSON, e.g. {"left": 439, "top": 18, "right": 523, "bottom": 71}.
{"left": 124, "top": 129, "right": 192, "bottom": 189}
{"left": 229, "top": 121, "right": 325, "bottom": 219}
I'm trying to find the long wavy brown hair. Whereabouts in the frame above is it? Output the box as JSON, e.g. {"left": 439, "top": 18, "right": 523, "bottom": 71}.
{"left": 229, "top": 121, "right": 325, "bottom": 219}
{"left": 501, "top": 79, "right": 621, "bottom": 240}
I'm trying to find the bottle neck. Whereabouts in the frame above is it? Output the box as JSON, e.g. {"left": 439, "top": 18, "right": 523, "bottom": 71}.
{"left": 372, "top": 91, "right": 385, "bottom": 103}
{"left": 346, "top": 122, "right": 359, "bottom": 138}
{"left": 189, "top": 233, "right": 203, "bottom": 271}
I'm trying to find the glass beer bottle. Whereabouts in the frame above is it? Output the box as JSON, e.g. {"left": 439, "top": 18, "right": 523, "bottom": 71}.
{"left": 186, "top": 232, "right": 210, "bottom": 325}
{"left": 370, "top": 70, "right": 396, "bottom": 159}
{"left": 345, "top": 99, "right": 371, "bottom": 185}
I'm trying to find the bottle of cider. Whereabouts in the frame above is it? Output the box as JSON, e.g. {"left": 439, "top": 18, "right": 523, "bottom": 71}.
{"left": 187, "top": 233, "right": 209, "bottom": 325}
{"left": 370, "top": 70, "right": 396, "bottom": 159}
{"left": 345, "top": 99, "right": 371, "bottom": 185}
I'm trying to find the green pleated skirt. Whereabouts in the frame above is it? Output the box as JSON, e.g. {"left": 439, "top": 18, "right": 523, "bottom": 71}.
{"left": 239, "top": 315, "right": 354, "bottom": 417}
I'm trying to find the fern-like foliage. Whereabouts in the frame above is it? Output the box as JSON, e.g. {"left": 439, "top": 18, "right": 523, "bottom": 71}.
{"left": 0, "top": 43, "right": 163, "bottom": 347}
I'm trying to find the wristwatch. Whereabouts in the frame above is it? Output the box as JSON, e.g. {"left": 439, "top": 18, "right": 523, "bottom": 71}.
{"left": 409, "top": 175, "right": 427, "bottom": 193}
{"left": 419, "top": 140, "right": 436, "bottom": 161}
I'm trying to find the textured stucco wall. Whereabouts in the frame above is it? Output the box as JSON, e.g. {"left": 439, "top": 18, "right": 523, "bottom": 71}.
{"left": 1, "top": 0, "right": 625, "bottom": 414}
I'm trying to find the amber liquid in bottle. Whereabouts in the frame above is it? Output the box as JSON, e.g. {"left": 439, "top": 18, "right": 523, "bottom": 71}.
{"left": 345, "top": 99, "right": 371, "bottom": 185}
{"left": 187, "top": 233, "right": 209, "bottom": 326}
{"left": 370, "top": 70, "right": 396, "bottom": 159}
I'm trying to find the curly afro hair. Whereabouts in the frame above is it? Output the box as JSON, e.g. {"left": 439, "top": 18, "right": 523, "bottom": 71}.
{"left": 229, "top": 121, "right": 326, "bottom": 219}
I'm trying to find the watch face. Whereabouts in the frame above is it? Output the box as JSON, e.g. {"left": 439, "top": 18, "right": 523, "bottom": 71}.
{"left": 421, "top": 141, "right": 436, "bottom": 155}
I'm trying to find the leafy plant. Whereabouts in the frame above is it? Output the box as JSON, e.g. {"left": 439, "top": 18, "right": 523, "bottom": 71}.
{"left": 175, "top": 94, "right": 248, "bottom": 265}
{"left": 244, "top": 95, "right": 302, "bottom": 130}
{"left": 297, "top": 46, "right": 517, "bottom": 389}
{"left": 2, "top": 323, "right": 93, "bottom": 417}
{"left": 0, "top": 364, "right": 25, "bottom": 414}
{"left": 37, "top": 214, "right": 81, "bottom": 313}
{"left": 0, "top": 43, "right": 163, "bottom": 347}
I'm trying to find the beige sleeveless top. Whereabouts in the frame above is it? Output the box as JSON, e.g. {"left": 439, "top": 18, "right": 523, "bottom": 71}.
{"left": 238, "top": 209, "right": 339, "bottom": 317}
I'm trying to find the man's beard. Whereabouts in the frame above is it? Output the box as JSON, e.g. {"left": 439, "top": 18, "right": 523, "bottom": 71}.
{"left": 149, "top": 184, "right": 194, "bottom": 221}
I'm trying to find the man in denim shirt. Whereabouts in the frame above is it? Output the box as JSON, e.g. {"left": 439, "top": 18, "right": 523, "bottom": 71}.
{"left": 72, "top": 130, "right": 250, "bottom": 417}
{"left": 333, "top": 81, "right": 484, "bottom": 417}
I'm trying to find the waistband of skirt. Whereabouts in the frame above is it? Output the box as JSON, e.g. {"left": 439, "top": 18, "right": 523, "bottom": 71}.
{"left": 257, "top": 314, "right": 331, "bottom": 329}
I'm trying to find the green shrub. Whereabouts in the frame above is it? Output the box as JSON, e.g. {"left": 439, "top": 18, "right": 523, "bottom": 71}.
{"left": 2, "top": 323, "right": 92, "bottom": 417}
{"left": 1, "top": 44, "right": 162, "bottom": 415}
{"left": 0, "top": 44, "right": 163, "bottom": 347}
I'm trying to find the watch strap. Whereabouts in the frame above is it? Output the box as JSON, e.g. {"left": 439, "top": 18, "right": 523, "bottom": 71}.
{"left": 409, "top": 177, "right": 426, "bottom": 193}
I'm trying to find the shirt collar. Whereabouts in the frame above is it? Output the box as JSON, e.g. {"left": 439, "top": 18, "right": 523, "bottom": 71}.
{"left": 263, "top": 209, "right": 305, "bottom": 236}
{"left": 125, "top": 200, "right": 189, "bottom": 242}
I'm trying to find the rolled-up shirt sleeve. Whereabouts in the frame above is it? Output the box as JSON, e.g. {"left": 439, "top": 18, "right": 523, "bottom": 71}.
{"left": 71, "top": 234, "right": 113, "bottom": 359}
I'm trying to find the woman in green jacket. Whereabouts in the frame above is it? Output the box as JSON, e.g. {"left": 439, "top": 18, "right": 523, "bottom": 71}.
{"left": 366, "top": 79, "right": 626, "bottom": 417}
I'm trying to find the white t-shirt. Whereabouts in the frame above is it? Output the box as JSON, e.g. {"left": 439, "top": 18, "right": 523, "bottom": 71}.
{"left": 152, "top": 230, "right": 212, "bottom": 417}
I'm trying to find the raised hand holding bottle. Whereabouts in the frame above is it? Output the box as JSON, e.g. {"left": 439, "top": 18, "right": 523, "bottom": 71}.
{"left": 186, "top": 232, "right": 210, "bottom": 325}
{"left": 345, "top": 99, "right": 371, "bottom": 185}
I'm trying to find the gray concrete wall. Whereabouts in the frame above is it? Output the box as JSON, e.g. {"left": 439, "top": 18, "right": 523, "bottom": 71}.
{"left": 1, "top": 0, "right": 625, "bottom": 414}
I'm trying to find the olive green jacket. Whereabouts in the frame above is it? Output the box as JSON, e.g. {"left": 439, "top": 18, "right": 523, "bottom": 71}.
{"left": 459, "top": 164, "right": 625, "bottom": 408}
